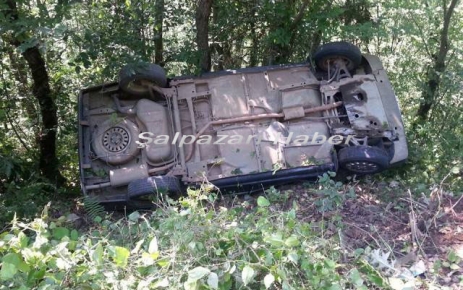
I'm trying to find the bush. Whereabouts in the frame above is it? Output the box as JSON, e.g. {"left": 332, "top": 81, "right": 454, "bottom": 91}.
{"left": 0, "top": 190, "right": 385, "bottom": 289}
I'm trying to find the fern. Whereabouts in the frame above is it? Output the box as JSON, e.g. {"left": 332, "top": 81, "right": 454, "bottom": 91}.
{"left": 83, "top": 195, "right": 106, "bottom": 222}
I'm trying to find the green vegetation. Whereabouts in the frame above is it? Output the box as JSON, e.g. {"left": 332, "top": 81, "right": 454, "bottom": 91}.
{"left": 0, "top": 0, "right": 461, "bottom": 217}
{"left": 1, "top": 181, "right": 461, "bottom": 289}
{"left": 0, "top": 0, "right": 462, "bottom": 288}
{"left": 0, "top": 189, "right": 404, "bottom": 289}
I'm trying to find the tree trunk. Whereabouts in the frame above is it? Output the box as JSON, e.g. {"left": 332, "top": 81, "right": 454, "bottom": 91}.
{"left": 22, "top": 46, "right": 65, "bottom": 185}
{"left": 154, "top": 0, "right": 164, "bottom": 65}
{"left": 195, "top": 0, "right": 213, "bottom": 73}
{"left": 5, "top": 0, "right": 66, "bottom": 186}
{"left": 415, "top": 0, "right": 459, "bottom": 124}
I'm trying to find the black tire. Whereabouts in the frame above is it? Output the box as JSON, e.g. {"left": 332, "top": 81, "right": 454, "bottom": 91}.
{"left": 127, "top": 176, "right": 182, "bottom": 199}
{"left": 313, "top": 42, "right": 362, "bottom": 72}
{"left": 338, "top": 146, "right": 390, "bottom": 175}
{"left": 119, "top": 63, "right": 167, "bottom": 97}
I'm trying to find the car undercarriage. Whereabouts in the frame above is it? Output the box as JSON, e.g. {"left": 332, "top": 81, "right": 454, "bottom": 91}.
{"left": 78, "top": 42, "right": 408, "bottom": 205}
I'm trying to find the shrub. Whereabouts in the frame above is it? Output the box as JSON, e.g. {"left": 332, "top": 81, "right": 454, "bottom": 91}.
{"left": 0, "top": 190, "right": 385, "bottom": 289}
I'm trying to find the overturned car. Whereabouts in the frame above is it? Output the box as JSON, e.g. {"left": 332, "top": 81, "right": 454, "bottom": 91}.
{"left": 78, "top": 42, "right": 408, "bottom": 205}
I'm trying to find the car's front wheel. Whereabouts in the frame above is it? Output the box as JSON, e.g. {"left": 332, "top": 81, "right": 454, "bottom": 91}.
{"left": 338, "top": 146, "right": 390, "bottom": 175}
{"left": 313, "top": 41, "right": 362, "bottom": 72}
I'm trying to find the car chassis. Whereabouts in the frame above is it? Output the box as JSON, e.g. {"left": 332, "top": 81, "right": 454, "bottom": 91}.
{"left": 78, "top": 42, "right": 408, "bottom": 205}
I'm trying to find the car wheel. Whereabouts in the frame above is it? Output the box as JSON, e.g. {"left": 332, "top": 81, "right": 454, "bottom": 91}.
{"left": 338, "top": 145, "right": 390, "bottom": 174}
{"left": 127, "top": 176, "right": 182, "bottom": 199}
{"left": 119, "top": 63, "right": 167, "bottom": 97}
{"left": 313, "top": 42, "right": 362, "bottom": 72}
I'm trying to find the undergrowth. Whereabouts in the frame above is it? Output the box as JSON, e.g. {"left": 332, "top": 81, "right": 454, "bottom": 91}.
{"left": 0, "top": 187, "right": 388, "bottom": 290}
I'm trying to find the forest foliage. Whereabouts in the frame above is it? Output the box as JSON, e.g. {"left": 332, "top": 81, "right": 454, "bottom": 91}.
{"left": 0, "top": 0, "right": 461, "bottom": 219}
{"left": 0, "top": 0, "right": 463, "bottom": 289}
{"left": 0, "top": 0, "right": 462, "bottom": 235}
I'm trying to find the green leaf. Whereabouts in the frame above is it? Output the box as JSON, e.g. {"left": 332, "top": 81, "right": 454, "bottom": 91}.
{"left": 3, "top": 253, "right": 29, "bottom": 274}
{"left": 92, "top": 244, "right": 104, "bottom": 265}
{"left": 183, "top": 280, "right": 197, "bottom": 290}
{"left": 282, "top": 280, "right": 293, "bottom": 290}
{"left": 451, "top": 166, "right": 460, "bottom": 174}
{"left": 148, "top": 236, "right": 158, "bottom": 254}
{"left": 325, "top": 259, "right": 336, "bottom": 269}
{"left": 349, "top": 269, "right": 364, "bottom": 287}
{"left": 264, "top": 273, "right": 275, "bottom": 289}
{"left": 27, "top": 268, "right": 45, "bottom": 284}
{"left": 2, "top": 253, "right": 21, "bottom": 266}
{"left": 18, "top": 232, "right": 29, "bottom": 248}
{"left": 188, "top": 266, "right": 210, "bottom": 282}
{"left": 242, "top": 265, "right": 254, "bottom": 286}
{"left": 287, "top": 252, "right": 299, "bottom": 264}
{"left": 447, "top": 250, "right": 458, "bottom": 263}
{"left": 128, "top": 211, "right": 140, "bottom": 222}
{"left": 53, "top": 227, "right": 70, "bottom": 240}
{"left": 264, "top": 233, "right": 284, "bottom": 247}
{"left": 113, "top": 246, "right": 130, "bottom": 268}
{"left": 70, "top": 230, "right": 79, "bottom": 241}
{"left": 0, "top": 263, "right": 17, "bottom": 280}
{"left": 284, "top": 235, "right": 300, "bottom": 247}
{"left": 257, "top": 196, "right": 270, "bottom": 207}
{"left": 207, "top": 272, "right": 219, "bottom": 289}
{"left": 450, "top": 263, "right": 460, "bottom": 270}
{"left": 365, "top": 270, "right": 385, "bottom": 286}
{"left": 157, "top": 258, "right": 169, "bottom": 268}
{"left": 131, "top": 239, "right": 145, "bottom": 254}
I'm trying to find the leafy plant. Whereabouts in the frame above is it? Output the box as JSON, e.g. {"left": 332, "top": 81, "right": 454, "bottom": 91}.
{"left": 314, "top": 172, "right": 355, "bottom": 213}
{"left": 265, "top": 186, "right": 291, "bottom": 203}
{"left": 0, "top": 190, "right": 386, "bottom": 289}
{"left": 83, "top": 195, "right": 106, "bottom": 223}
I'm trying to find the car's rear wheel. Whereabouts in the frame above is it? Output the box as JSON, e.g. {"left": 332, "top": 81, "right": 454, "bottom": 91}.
{"left": 127, "top": 176, "right": 182, "bottom": 199}
{"left": 338, "top": 145, "right": 390, "bottom": 174}
{"left": 119, "top": 63, "right": 167, "bottom": 97}
{"left": 313, "top": 41, "right": 362, "bottom": 72}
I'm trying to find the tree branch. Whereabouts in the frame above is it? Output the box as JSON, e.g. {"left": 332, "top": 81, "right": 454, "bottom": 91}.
{"left": 290, "top": 0, "right": 311, "bottom": 31}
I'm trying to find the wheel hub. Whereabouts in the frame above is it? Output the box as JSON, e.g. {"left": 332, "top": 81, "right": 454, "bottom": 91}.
{"left": 326, "top": 58, "right": 352, "bottom": 81}
{"left": 102, "top": 127, "right": 130, "bottom": 152}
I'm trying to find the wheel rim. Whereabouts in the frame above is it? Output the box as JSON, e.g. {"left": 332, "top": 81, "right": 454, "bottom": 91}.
{"left": 345, "top": 161, "right": 379, "bottom": 173}
{"left": 102, "top": 126, "right": 130, "bottom": 152}
{"left": 126, "top": 78, "right": 153, "bottom": 94}
{"left": 321, "top": 56, "right": 352, "bottom": 71}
